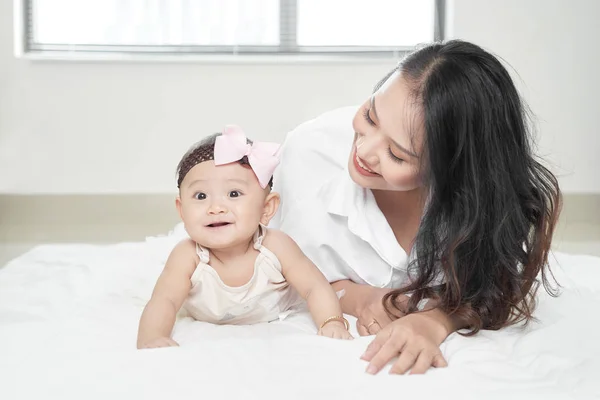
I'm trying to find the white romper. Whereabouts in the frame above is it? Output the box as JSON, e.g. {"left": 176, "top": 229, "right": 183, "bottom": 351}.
{"left": 181, "top": 226, "right": 301, "bottom": 325}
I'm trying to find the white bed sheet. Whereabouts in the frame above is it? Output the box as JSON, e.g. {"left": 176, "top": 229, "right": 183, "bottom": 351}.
{"left": 0, "top": 228, "right": 599, "bottom": 399}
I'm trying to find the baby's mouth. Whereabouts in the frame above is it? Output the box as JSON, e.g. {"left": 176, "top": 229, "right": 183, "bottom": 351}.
{"left": 207, "top": 222, "right": 232, "bottom": 228}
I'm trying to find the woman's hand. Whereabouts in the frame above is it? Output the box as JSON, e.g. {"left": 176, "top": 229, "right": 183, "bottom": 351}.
{"left": 360, "top": 312, "right": 449, "bottom": 375}
{"left": 355, "top": 286, "right": 408, "bottom": 336}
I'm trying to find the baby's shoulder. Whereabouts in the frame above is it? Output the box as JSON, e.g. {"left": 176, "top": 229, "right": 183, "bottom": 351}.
{"left": 173, "top": 237, "right": 198, "bottom": 253}
{"left": 262, "top": 228, "right": 301, "bottom": 256}
{"left": 263, "top": 227, "right": 290, "bottom": 243}
{"left": 165, "top": 238, "right": 200, "bottom": 268}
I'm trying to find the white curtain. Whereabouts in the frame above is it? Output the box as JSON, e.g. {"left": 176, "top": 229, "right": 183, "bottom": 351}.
{"left": 32, "top": 0, "right": 435, "bottom": 48}
{"left": 297, "top": 0, "right": 434, "bottom": 46}
{"left": 33, "top": 0, "right": 280, "bottom": 46}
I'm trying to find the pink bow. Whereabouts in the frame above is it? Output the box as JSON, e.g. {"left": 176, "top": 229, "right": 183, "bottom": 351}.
{"left": 214, "top": 125, "right": 281, "bottom": 189}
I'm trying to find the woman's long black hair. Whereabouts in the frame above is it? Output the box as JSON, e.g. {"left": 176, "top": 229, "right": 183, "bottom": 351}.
{"left": 383, "top": 40, "right": 561, "bottom": 334}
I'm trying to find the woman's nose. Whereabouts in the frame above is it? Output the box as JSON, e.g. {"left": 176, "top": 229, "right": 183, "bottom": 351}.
{"left": 356, "top": 133, "right": 381, "bottom": 166}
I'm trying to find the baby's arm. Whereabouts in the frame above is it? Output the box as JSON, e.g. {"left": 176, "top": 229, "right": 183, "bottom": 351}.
{"left": 137, "top": 239, "right": 197, "bottom": 349}
{"left": 265, "top": 230, "right": 352, "bottom": 340}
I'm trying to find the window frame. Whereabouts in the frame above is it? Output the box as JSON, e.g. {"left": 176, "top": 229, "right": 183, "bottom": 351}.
{"left": 15, "top": 0, "right": 446, "bottom": 62}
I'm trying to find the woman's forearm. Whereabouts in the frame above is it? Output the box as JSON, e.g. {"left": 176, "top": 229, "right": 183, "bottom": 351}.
{"left": 331, "top": 280, "right": 364, "bottom": 317}
{"left": 331, "top": 282, "right": 462, "bottom": 343}
{"left": 420, "top": 300, "right": 463, "bottom": 344}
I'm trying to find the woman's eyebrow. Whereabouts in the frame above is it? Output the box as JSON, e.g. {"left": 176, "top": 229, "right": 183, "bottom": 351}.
{"left": 371, "top": 95, "right": 419, "bottom": 159}
{"left": 391, "top": 138, "right": 419, "bottom": 158}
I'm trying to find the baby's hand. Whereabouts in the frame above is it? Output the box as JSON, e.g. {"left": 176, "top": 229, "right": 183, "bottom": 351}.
{"left": 138, "top": 337, "right": 179, "bottom": 349}
{"left": 319, "top": 321, "right": 354, "bottom": 340}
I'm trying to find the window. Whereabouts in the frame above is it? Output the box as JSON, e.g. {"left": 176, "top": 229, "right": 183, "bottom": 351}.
{"left": 20, "top": 0, "right": 444, "bottom": 59}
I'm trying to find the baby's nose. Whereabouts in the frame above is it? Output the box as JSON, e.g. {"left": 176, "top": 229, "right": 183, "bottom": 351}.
{"left": 207, "top": 202, "right": 228, "bottom": 214}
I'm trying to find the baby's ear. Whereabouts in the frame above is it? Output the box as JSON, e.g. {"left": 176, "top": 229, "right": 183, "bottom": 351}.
{"left": 175, "top": 196, "right": 184, "bottom": 221}
{"left": 261, "top": 192, "right": 280, "bottom": 225}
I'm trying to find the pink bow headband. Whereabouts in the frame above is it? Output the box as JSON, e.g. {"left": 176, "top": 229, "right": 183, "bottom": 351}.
{"left": 214, "top": 125, "right": 281, "bottom": 189}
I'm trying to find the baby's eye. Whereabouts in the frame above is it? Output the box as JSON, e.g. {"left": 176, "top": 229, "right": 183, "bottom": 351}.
{"left": 194, "top": 192, "right": 206, "bottom": 200}
{"left": 229, "top": 191, "right": 241, "bottom": 198}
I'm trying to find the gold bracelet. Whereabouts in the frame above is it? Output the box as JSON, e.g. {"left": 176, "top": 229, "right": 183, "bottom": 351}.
{"left": 319, "top": 315, "right": 350, "bottom": 331}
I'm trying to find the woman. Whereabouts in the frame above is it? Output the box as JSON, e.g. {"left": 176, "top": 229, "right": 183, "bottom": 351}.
{"left": 271, "top": 40, "right": 561, "bottom": 375}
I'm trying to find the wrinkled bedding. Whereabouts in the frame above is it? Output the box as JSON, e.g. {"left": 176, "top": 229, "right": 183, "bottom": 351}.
{"left": 0, "top": 227, "right": 599, "bottom": 399}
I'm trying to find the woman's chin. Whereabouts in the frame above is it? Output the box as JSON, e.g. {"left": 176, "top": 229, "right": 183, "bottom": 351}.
{"left": 349, "top": 168, "right": 380, "bottom": 189}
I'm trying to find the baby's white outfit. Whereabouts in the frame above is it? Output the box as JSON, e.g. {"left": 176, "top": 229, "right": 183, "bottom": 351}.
{"left": 181, "top": 226, "right": 301, "bottom": 325}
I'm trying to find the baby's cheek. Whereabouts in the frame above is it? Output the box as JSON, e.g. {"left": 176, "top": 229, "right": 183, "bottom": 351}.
{"left": 234, "top": 208, "right": 257, "bottom": 226}
{"left": 182, "top": 223, "right": 199, "bottom": 242}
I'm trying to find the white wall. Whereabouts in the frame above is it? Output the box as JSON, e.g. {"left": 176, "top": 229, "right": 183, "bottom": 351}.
{"left": 0, "top": 1, "right": 396, "bottom": 194}
{"left": 447, "top": 0, "right": 600, "bottom": 193}
{"left": 0, "top": 0, "right": 598, "bottom": 194}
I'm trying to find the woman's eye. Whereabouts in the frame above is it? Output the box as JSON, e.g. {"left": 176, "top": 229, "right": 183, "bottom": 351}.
{"left": 363, "top": 108, "right": 376, "bottom": 126}
{"left": 194, "top": 193, "right": 206, "bottom": 200}
{"left": 229, "top": 191, "right": 241, "bottom": 198}
{"left": 388, "top": 148, "right": 405, "bottom": 163}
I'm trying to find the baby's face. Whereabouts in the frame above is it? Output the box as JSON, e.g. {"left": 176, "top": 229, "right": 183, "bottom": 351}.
{"left": 177, "top": 160, "right": 271, "bottom": 249}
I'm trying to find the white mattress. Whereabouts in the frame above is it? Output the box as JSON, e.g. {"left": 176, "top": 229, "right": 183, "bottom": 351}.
{"left": 1, "top": 227, "right": 599, "bottom": 399}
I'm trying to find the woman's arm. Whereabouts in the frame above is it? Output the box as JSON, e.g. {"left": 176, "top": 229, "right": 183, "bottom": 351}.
{"left": 137, "top": 239, "right": 196, "bottom": 348}
{"left": 332, "top": 280, "right": 394, "bottom": 318}
{"left": 331, "top": 280, "right": 362, "bottom": 316}
{"left": 332, "top": 280, "right": 403, "bottom": 336}
{"left": 332, "top": 280, "right": 462, "bottom": 341}
{"left": 417, "top": 300, "right": 463, "bottom": 343}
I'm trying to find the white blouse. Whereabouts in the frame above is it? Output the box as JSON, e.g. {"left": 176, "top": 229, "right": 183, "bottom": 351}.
{"left": 270, "top": 106, "right": 412, "bottom": 289}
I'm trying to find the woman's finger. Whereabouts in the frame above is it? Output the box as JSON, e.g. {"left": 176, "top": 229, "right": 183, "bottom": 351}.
{"left": 356, "top": 320, "right": 369, "bottom": 336}
{"left": 432, "top": 353, "right": 448, "bottom": 368}
{"left": 407, "top": 350, "right": 434, "bottom": 375}
{"left": 389, "top": 347, "right": 420, "bottom": 375}
{"left": 360, "top": 329, "right": 390, "bottom": 361}
{"left": 365, "top": 337, "right": 404, "bottom": 375}
{"left": 367, "top": 320, "right": 382, "bottom": 335}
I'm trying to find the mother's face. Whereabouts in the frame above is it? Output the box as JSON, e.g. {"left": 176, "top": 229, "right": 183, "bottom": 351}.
{"left": 348, "top": 71, "right": 425, "bottom": 192}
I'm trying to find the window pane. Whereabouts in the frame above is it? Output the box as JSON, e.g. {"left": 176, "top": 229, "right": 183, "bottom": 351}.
{"left": 297, "top": 0, "right": 435, "bottom": 47}
{"left": 32, "top": 0, "right": 279, "bottom": 46}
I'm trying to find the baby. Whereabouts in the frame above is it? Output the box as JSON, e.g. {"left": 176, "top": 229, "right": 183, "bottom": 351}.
{"left": 137, "top": 125, "right": 352, "bottom": 348}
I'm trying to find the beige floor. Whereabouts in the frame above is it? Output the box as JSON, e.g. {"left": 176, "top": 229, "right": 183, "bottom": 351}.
{"left": 2, "top": 193, "right": 598, "bottom": 268}
{"left": 1, "top": 222, "right": 599, "bottom": 268}
{"left": 0, "top": 222, "right": 174, "bottom": 267}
